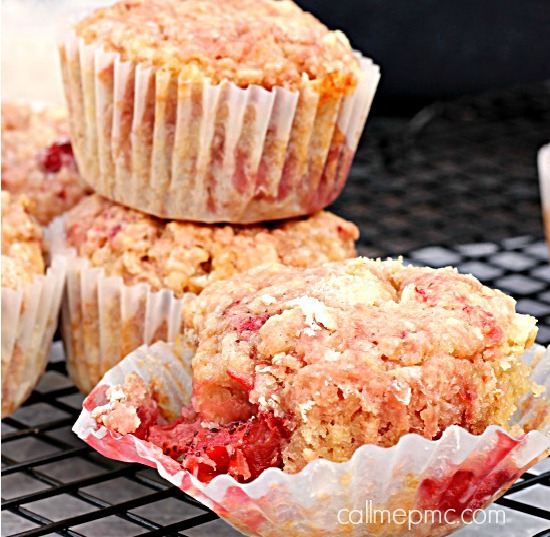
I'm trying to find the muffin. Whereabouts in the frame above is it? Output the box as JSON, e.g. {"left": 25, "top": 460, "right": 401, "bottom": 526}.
{"left": 177, "top": 257, "right": 537, "bottom": 475}
{"left": 1, "top": 102, "right": 90, "bottom": 225}
{"left": 2, "top": 193, "right": 45, "bottom": 288}
{"left": 59, "top": 0, "right": 380, "bottom": 222}
{"left": 50, "top": 194, "right": 359, "bottom": 392}
{"left": 2, "top": 192, "right": 66, "bottom": 418}
{"left": 89, "top": 257, "right": 538, "bottom": 478}
{"left": 76, "top": 263, "right": 549, "bottom": 537}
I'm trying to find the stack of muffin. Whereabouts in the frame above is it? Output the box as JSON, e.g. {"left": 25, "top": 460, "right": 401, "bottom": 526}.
{"left": 43, "top": 0, "right": 381, "bottom": 393}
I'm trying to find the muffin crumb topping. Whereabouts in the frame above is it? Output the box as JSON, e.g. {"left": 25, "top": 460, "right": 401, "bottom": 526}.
{"left": 65, "top": 194, "right": 358, "bottom": 297}
{"left": 1, "top": 191, "right": 45, "bottom": 289}
{"left": 74, "top": 0, "right": 360, "bottom": 91}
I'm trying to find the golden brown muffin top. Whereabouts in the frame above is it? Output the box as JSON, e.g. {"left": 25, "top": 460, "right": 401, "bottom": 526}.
{"left": 186, "top": 258, "right": 537, "bottom": 424}
{"left": 74, "top": 0, "right": 360, "bottom": 91}
{"left": 188, "top": 257, "right": 537, "bottom": 369}
{"left": 64, "top": 194, "right": 358, "bottom": 297}
{"left": 1, "top": 192, "right": 46, "bottom": 289}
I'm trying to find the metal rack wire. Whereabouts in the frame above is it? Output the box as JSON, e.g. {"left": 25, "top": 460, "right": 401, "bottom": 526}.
{"left": 332, "top": 82, "right": 550, "bottom": 258}
{"left": 2, "top": 83, "right": 550, "bottom": 536}
{"left": 2, "top": 237, "right": 550, "bottom": 537}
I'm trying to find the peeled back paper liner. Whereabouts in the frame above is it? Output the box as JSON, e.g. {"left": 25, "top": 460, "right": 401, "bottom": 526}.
{"left": 74, "top": 341, "right": 550, "bottom": 537}
{"left": 59, "top": 30, "right": 380, "bottom": 223}
{"left": 47, "top": 217, "right": 195, "bottom": 394}
{"left": 1, "top": 256, "right": 67, "bottom": 418}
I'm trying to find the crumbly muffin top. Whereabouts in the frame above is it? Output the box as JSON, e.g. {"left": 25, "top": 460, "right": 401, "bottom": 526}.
{"left": 186, "top": 258, "right": 537, "bottom": 471}
{"left": 74, "top": 0, "right": 360, "bottom": 91}
{"left": 64, "top": 194, "right": 358, "bottom": 297}
{"left": 188, "top": 257, "right": 536, "bottom": 368}
{"left": 1, "top": 192, "right": 46, "bottom": 289}
{"left": 1, "top": 102, "right": 88, "bottom": 225}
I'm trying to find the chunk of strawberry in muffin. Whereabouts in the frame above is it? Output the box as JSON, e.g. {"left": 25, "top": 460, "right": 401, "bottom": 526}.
{"left": 37, "top": 138, "right": 75, "bottom": 174}
{"left": 148, "top": 411, "right": 289, "bottom": 483}
{"left": 89, "top": 373, "right": 290, "bottom": 483}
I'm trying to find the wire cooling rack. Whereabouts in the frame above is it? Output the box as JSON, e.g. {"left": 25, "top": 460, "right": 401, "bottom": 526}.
{"left": 332, "top": 82, "right": 550, "bottom": 258}
{"left": 2, "top": 83, "right": 550, "bottom": 536}
{"left": 2, "top": 236, "right": 550, "bottom": 537}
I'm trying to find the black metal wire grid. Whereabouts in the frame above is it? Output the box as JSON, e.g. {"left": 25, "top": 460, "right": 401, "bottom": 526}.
{"left": 2, "top": 236, "right": 550, "bottom": 537}
{"left": 3, "top": 83, "right": 550, "bottom": 536}
{"left": 331, "top": 81, "right": 550, "bottom": 257}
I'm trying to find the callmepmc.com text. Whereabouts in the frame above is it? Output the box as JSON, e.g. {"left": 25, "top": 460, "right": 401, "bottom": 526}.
{"left": 337, "top": 501, "right": 506, "bottom": 531}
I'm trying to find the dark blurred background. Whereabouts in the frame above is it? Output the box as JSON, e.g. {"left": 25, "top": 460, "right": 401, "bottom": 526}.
{"left": 287, "top": 0, "right": 550, "bottom": 256}
{"left": 297, "top": 0, "right": 550, "bottom": 115}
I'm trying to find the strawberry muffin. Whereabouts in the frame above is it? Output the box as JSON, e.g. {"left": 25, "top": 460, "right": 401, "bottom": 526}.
{"left": 179, "top": 258, "right": 537, "bottom": 476}
{"left": 53, "top": 194, "right": 359, "bottom": 392}
{"left": 63, "top": 194, "right": 359, "bottom": 296}
{"left": 92, "top": 257, "right": 538, "bottom": 482}
{"left": 60, "top": 0, "right": 380, "bottom": 222}
{"left": 1, "top": 102, "right": 90, "bottom": 225}
{"left": 2, "top": 192, "right": 66, "bottom": 417}
{"left": 80, "top": 338, "right": 549, "bottom": 537}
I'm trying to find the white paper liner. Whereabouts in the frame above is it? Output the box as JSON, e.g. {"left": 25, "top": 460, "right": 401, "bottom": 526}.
{"left": 74, "top": 341, "right": 550, "bottom": 537}
{"left": 1, "top": 256, "right": 67, "bottom": 418}
{"left": 46, "top": 217, "right": 195, "bottom": 394}
{"left": 59, "top": 30, "right": 380, "bottom": 223}
{"left": 538, "top": 143, "right": 550, "bottom": 251}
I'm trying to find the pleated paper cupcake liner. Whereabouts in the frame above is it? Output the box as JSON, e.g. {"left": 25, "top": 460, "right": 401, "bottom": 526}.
{"left": 74, "top": 341, "right": 550, "bottom": 537}
{"left": 538, "top": 143, "right": 550, "bottom": 255}
{"left": 1, "top": 256, "right": 67, "bottom": 418}
{"left": 59, "top": 30, "right": 380, "bottom": 223}
{"left": 47, "top": 217, "right": 195, "bottom": 394}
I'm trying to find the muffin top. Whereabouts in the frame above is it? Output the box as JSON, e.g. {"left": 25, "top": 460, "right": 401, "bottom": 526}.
{"left": 186, "top": 257, "right": 536, "bottom": 471}
{"left": 187, "top": 257, "right": 537, "bottom": 420}
{"left": 64, "top": 194, "right": 358, "bottom": 297}
{"left": 1, "top": 192, "right": 46, "bottom": 289}
{"left": 1, "top": 101, "right": 89, "bottom": 225}
{"left": 74, "top": 0, "right": 360, "bottom": 91}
